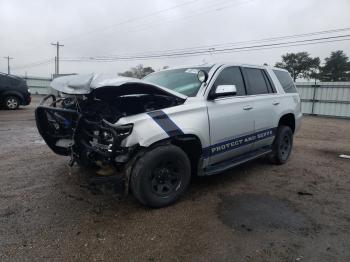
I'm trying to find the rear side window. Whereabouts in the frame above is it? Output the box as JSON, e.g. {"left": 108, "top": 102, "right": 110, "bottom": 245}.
{"left": 212, "top": 66, "right": 246, "bottom": 96}
{"left": 273, "top": 70, "right": 297, "bottom": 93}
{"left": 0, "top": 75, "right": 20, "bottom": 87}
{"left": 244, "top": 68, "right": 269, "bottom": 95}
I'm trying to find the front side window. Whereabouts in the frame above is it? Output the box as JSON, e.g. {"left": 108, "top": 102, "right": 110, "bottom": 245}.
{"left": 143, "top": 67, "right": 210, "bottom": 97}
{"left": 212, "top": 66, "right": 246, "bottom": 96}
{"left": 273, "top": 70, "right": 298, "bottom": 93}
{"left": 244, "top": 68, "right": 269, "bottom": 95}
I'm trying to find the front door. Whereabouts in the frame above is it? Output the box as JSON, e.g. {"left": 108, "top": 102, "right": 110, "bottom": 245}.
{"left": 206, "top": 66, "right": 255, "bottom": 165}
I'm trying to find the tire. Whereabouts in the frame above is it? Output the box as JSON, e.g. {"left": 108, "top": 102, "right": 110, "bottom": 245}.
{"left": 130, "top": 144, "right": 191, "bottom": 208}
{"left": 268, "top": 126, "right": 293, "bottom": 165}
{"left": 4, "top": 96, "right": 20, "bottom": 110}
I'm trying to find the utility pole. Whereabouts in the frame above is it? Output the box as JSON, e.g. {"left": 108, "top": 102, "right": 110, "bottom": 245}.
{"left": 4, "top": 56, "right": 13, "bottom": 74}
{"left": 51, "top": 41, "right": 64, "bottom": 75}
{"left": 54, "top": 56, "right": 57, "bottom": 75}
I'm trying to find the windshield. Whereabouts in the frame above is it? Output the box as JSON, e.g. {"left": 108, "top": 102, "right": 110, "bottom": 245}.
{"left": 143, "top": 67, "right": 211, "bottom": 97}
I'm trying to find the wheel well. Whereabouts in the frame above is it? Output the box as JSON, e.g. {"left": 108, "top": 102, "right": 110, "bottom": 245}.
{"left": 172, "top": 135, "right": 202, "bottom": 176}
{"left": 148, "top": 135, "right": 203, "bottom": 176}
{"left": 278, "top": 113, "right": 295, "bottom": 133}
{"left": 2, "top": 93, "right": 22, "bottom": 104}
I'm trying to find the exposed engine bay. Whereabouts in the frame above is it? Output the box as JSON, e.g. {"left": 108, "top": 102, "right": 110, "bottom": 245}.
{"left": 35, "top": 86, "right": 184, "bottom": 170}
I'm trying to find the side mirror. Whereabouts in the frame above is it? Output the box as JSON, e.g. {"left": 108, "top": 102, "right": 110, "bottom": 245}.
{"left": 210, "top": 85, "right": 237, "bottom": 99}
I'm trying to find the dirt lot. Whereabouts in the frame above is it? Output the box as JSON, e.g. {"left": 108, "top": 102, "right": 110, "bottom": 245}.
{"left": 1, "top": 96, "right": 349, "bottom": 262}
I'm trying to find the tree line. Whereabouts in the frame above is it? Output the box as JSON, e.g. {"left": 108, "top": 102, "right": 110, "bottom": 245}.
{"left": 119, "top": 50, "right": 350, "bottom": 82}
{"left": 275, "top": 50, "right": 350, "bottom": 82}
{"left": 118, "top": 64, "right": 155, "bottom": 79}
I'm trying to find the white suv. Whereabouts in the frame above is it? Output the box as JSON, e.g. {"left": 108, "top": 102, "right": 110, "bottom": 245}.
{"left": 36, "top": 63, "right": 302, "bottom": 207}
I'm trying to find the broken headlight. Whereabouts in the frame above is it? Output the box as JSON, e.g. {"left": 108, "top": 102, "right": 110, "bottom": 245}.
{"left": 102, "top": 120, "right": 133, "bottom": 141}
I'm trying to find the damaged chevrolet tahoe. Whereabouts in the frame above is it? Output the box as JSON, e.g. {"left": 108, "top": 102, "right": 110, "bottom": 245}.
{"left": 35, "top": 63, "right": 302, "bottom": 207}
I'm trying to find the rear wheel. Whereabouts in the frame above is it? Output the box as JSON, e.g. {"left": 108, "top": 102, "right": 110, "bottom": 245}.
{"left": 4, "top": 96, "right": 20, "bottom": 110}
{"left": 268, "top": 126, "right": 293, "bottom": 165}
{"left": 130, "top": 144, "right": 191, "bottom": 208}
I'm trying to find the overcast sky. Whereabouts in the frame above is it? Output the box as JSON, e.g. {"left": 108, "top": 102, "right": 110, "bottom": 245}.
{"left": 0, "top": 0, "right": 349, "bottom": 77}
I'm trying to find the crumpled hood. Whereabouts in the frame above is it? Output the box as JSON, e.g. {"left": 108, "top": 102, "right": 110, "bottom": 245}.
{"left": 50, "top": 74, "right": 187, "bottom": 99}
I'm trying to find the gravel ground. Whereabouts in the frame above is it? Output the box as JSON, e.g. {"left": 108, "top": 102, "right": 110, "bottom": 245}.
{"left": 0, "top": 96, "right": 349, "bottom": 262}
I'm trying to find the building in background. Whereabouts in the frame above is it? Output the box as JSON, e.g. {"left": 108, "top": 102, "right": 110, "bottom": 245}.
{"left": 18, "top": 73, "right": 76, "bottom": 95}
{"left": 23, "top": 76, "right": 52, "bottom": 95}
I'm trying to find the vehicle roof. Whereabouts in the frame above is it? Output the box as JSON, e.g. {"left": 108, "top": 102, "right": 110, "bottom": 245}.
{"left": 0, "top": 72, "right": 24, "bottom": 80}
{"left": 158, "top": 64, "right": 215, "bottom": 71}
{"left": 158, "top": 63, "right": 288, "bottom": 73}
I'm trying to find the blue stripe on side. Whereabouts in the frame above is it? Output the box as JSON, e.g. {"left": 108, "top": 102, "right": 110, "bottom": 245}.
{"left": 203, "top": 127, "right": 276, "bottom": 158}
{"left": 147, "top": 110, "right": 184, "bottom": 137}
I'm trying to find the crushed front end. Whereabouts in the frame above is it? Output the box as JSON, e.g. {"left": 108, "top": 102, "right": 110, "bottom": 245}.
{"left": 35, "top": 94, "right": 137, "bottom": 195}
{"left": 35, "top": 76, "right": 185, "bottom": 195}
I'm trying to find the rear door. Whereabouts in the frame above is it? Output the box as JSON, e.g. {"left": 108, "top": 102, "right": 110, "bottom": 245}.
{"left": 206, "top": 66, "right": 255, "bottom": 165}
{"left": 241, "top": 67, "right": 280, "bottom": 150}
{"left": 0, "top": 74, "right": 8, "bottom": 94}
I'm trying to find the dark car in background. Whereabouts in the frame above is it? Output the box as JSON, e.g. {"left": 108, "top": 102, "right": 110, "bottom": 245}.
{"left": 0, "top": 73, "right": 31, "bottom": 110}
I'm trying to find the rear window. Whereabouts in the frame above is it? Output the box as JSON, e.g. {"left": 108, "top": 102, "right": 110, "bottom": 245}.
{"left": 273, "top": 70, "right": 298, "bottom": 93}
{"left": 244, "top": 68, "right": 269, "bottom": 95}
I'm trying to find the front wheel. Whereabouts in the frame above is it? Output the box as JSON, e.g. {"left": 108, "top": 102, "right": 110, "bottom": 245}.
{"left": 268, "top": 126, "right": 293, "bottom": 165}
{"left": 130, "top": 144, "right": 191, "bottom": 208}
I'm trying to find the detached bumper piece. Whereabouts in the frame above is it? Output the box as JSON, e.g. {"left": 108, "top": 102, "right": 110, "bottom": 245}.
{"left": 36, "top": 105, "right": 80, "bottom": 156}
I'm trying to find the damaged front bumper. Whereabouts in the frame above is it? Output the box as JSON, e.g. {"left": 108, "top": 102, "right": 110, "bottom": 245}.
{"left": 35, "top": 95, "right": 137, "bottom": 195}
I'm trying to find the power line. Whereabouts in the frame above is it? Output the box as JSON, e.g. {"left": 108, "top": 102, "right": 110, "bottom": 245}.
{"left": 85, "top": 27, "right": 350, "bottom": 59}
{"left": 11, "top": 58, "right": 53, "bottom": 70}
{"left": 11, "top": 27, "right": 350, "bottom": 70}
{"left": 3, "top": 56, "right": 13, "bottom": 74}
{"left": 139, "top": 27, "right": 350, "bottom": 55}
{"left": 64, "top": 38, "right": 350, "bottom": 62}
{"left": 131, "top": 34, "right": 350, "bottom": 59}
{"left": 203, "top": 38, "right": 350, "bottom": 56}
{"left": 61, "top": 34, "right": 350, "bottom": 61}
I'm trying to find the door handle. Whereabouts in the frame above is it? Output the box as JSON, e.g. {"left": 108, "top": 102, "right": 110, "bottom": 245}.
{"left": 243, "top": 105, "right": 253, "bottom": 110}
{"left": 272, "top": 101, "right": 280, "bottom": 105}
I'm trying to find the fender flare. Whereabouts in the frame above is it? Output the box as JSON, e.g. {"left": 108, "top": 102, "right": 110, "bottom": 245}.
{"left": 0, "top": 90, "right": 25, "bottom": 103}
